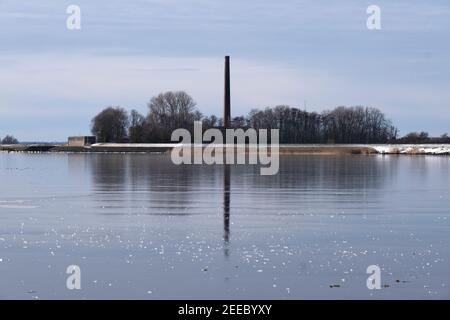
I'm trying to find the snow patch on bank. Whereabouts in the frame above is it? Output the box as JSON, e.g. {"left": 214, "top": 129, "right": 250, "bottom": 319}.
{"left": 372, "top": 144, "right": 450, "bottom": 155}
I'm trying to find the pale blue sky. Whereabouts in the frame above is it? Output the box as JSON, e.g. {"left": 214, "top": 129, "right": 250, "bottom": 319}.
{"left": 0, "top": 0, "right": 449, "bottom": 141}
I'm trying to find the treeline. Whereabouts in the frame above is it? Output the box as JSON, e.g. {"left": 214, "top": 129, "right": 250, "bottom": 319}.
{"left": 92, "top": 91, "right": 202, "bottom": 143}
{"left": 245, "top": 105, "right": 398, "bottom": 143}
{"left": 91, "top": 90, "right": 435, "bottom": 144}
{"left": 393, "top": 132, "right": 450, "bottom": 144}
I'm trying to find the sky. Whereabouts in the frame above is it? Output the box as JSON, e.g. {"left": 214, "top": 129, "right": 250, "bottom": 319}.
{"left": 0, "top": 0, "right": 449, "bottom": 141}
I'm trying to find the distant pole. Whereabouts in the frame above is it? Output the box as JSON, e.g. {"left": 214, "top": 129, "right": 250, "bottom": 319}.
{"left": 224, "top": 56, "right": 231, "bottom": 128}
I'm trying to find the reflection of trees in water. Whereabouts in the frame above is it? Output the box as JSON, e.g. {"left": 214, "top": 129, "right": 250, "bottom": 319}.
{"left": 244, "top": 156, "right": 399, "bottom": 190}
{"left": 88, "top": 154, "right": 129, "bottom": 192}
{"left": 67, "top": 153, "right": 91, "bottom": 182}
{"left": 85, "top": 154, "right": 401, "bottom": 255}
{"left": 228, "top": 155, "right": 400, "bottom": 216}
{"left": 128, "top": 154, "right": 222, "bottom": 214}
{"left": 89, "top": 154, "right": 223, "bottom": 215}
{"left": 88, "top": 153, "right": 232, "bottom": 256}
{"left": 86, "top": 154, "right": 399, "bottom": 209}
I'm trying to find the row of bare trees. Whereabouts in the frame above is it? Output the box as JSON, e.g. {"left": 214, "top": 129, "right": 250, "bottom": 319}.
{"left": 393, "top": 132, "right": 450, "bottom": 144}
{"left": 91, "top": 91, "right": 201, "bottom": 143}
{"left": 231, "top": 105, "right": 398, "bottom": 143}
{"left": 91, "top": 91, "right": 399, "bottom": 144}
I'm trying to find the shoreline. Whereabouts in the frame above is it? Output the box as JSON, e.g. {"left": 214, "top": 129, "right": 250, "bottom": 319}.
{"left": 1, "top": 143, "right": 450, "bottom": 155}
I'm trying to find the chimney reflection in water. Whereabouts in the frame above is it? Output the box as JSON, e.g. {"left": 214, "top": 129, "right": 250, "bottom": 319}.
{"left": 223, "top": 164, "right": 230, "bottom": 257}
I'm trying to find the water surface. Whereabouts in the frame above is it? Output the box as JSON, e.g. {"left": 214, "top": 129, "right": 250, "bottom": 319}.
{"left": 0, "top": 153, "right": 449, "bottom": 299}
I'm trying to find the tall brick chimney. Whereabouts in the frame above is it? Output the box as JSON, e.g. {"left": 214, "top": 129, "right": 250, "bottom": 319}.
{"left": 223, "top": 56, "right": 231, "bottom": 128}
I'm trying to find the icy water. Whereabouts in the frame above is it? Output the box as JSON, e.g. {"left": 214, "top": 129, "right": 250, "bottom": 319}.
{"left": 0, "top": 152, "right": 449, "bottom": 300}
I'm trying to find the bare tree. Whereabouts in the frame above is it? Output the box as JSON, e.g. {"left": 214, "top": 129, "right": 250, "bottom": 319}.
{"left": 146, "top": 91, "right": 202, "bottom": 142}
{"left": 91, "top": 106, "right": 129, "bottom": 143}
{"left": 129, "top": 110, "right": 146, "bottom": 143}
{"left": 1, "top": 135, "right": 19, "bottom": 144}
{"left": 202, "top": 115, "right": 219, "bottom": 130}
